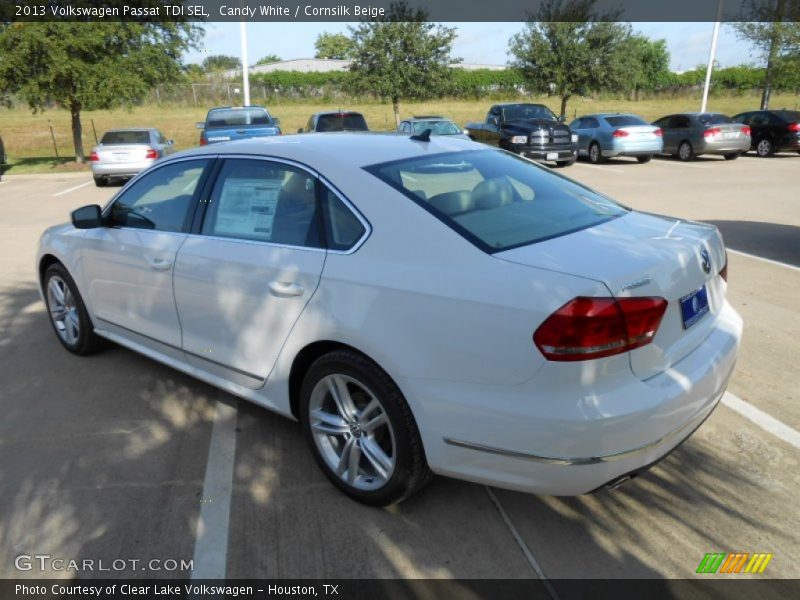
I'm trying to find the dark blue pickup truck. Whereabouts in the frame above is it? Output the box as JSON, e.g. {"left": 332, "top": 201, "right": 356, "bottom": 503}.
{"left": 197, "top": 106, "right": 282, "bottom": 145}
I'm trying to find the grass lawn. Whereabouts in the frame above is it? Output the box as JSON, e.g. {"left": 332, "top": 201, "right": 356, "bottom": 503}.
{"left": 1, "top": 92, "right": 797, "bottom": 174}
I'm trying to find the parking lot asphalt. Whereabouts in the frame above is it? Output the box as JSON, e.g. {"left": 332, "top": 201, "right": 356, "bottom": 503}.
{"left": 1, "top": 152, "right": 798, "bottom": 587}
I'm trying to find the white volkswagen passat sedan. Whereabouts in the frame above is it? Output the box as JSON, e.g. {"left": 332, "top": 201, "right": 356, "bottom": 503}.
{"left": 37, "top": 134, "right": 742, "bottom": 505}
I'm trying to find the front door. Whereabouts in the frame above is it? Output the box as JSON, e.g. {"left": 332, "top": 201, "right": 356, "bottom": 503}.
{"left": 81, "top": 158, "right": 211, "bottom": 348}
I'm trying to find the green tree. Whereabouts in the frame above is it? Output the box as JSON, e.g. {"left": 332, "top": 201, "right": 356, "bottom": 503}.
{"left": 314, "top": 32, "right": 355, "bottom": 60}
{"left": 202, "top": 54, "right": 241, "bottom": 72}
{"left": 508, "top": 0, "right": 633, "bottom": 117}
{"left": 349, "top": 2, "right": 457, "bottom": 126}
{"left": 618, "top": 36, "right": 672, "bottom": 98}
{"left": 255, "top": 54, "right": 282, "bottom": 66}
{"left": 732, "top": 0, "right": 800, "bottom": 108}
{"left": 0, "top": 22, "right": 201, "bottom": 162}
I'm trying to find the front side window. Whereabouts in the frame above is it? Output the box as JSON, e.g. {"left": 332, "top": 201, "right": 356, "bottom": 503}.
{"left": 201, "top": 159, "right": 323, "bottom": 248}
{"left": 108, "top": 159, "right": 208, "bottom": 232}
{"left": 366, "top": 149, "right": 627, "bottom": 252}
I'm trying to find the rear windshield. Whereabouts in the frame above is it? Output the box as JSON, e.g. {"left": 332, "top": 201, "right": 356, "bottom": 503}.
{"left": 502, "top": 104, "right": 558, "bottom": 122}
{"left": 604, "top": 115, "right": 648, "bottom": 127}
{"left": 206, "top": 108, "right": 272, "bottom": 128}
{"left": 316, "top": 113, "right": 368, "bottom": 132}
{"left": 697, "top": 114, "right": 733, "bottom": 125}
{"left": 101, "top": 131, "right": 150, "bottom": 145}
{"left": 412, "top": 120, "right": 462, "bottom": 135}
{"left": 774, "top": 110, "right": 800, "bottom": 123}
{"left": 366, "top": 150, "right": 628, "bottom": 253}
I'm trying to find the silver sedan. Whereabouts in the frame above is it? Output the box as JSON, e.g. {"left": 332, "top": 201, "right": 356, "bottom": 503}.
{"left": 652, "top": 113, "right": 751, "bottom": 161}
{"left": 90, "top": 128, "right": 175, "bottom": 186}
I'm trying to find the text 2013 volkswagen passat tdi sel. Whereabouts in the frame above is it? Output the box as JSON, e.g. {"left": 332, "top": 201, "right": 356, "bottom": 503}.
{"left": 37, "top": 134, "right": 742, "bottom": 505}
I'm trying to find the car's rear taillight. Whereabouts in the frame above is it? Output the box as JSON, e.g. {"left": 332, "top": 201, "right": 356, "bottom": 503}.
{"left": 654, "top": 128, "right": 663, "bottom": 137}
{"left": 89, "top": 151, "right": 99, "bottom": 162}
{"left": 199, "top": 136, "right": 207, "bottom": 146}
{"left": 145, "top": 148, "right": 158, "bottom": 159}
{"left": 741, "top": 126, "right": 751, "bottom": 136}
{"left": 612, "top": 129, "right": 629, "bottom": 138}
{"left": 720, "top": 251, "right": 728, "bottom": 282}
{"left": 533, "top": 297, "right": 668, "bottom": 361}
{"left": 704, "top": 127, "right": 722, "bottom": 138}
{"left": 788, "top": 122, "right": 800, "bottom": 132}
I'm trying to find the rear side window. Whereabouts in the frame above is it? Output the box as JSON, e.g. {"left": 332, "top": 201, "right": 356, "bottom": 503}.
{"left": 101, "top": 131, "right": 150, "bottom": 145}
{"left": 366, "top": 149, "right": 627, "bottom": 253}
{"left": 315, "top": 113, "right": 368, "bottom": 132}
{"left": 109, "top": 160, "right": 208, "bottom": 232}
{"left": 320, "top": 187, "right": 366, "bottom": 251}
{"left": 201, "top": 159, "right": 322, "bottom": 248}
{"left": 774, "top": 110, "right": 800, "bottom": 123}
{"left": 605, "top": 115, "right": 647, "bottom": 127}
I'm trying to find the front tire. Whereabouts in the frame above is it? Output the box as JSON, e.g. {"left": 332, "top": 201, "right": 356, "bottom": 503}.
{"left": 299, "top": 350, "right": 432, "bottom": 506}
{"left": 677, "top": 141, "right": 695, "bottom": 161}
{"left": 43, "top": 263, "right": 103, "bottom": 355}
{"left": 636, "top": 154, "right": 653, "bottom": 164}
{"left": 756, "top": 138, "right": 774, "bottom": 157}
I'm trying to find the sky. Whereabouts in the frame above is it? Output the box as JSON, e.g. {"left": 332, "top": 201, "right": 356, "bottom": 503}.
{"left": 185, "top": 22, "right": 759, "bottom": 73}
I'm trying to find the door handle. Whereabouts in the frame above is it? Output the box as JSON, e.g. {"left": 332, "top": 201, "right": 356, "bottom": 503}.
{"left": 146, "top": 257, "right": 172, "bottom": 271}
{"left": 268, "top": 281, "right": 304, "bottom": 297}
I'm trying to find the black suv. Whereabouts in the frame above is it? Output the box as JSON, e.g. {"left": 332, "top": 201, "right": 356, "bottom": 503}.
{"left": 732, "top": 109, "right": 800, "bottom": 157}
{"left": 299, "top": 111, "right": 369, "bottom": 133}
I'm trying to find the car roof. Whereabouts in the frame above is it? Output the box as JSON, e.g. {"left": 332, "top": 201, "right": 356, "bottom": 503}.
{"left": 103, "top": 128, "right": 155, "bottom": 132}
{"left": 169, "top": 132, "right": 480, "bottom": 170}
{"left": 312, "top": 110, "right": 364, "bottom": 116}
{"left": 407, "top": 115, "right": 448, "bottom": 120}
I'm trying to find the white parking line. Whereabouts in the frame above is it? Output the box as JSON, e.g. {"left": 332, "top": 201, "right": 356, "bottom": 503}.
{"left": 722, "top": 392, "right": 800, "bottom": 451}
{"left": 191, "top": 397, "right": 238, "bottom": 580}
{"left": 575, "top": 164, "right": 623, "bottom": 174}
{"left": 727, "top": 249, "right": 800, "bottom": 273}
{"left": 484, "top": 486, "right": 560, "bottom": 599}
{"left": 52, "top": 180, "right": 92, "bottom": 197}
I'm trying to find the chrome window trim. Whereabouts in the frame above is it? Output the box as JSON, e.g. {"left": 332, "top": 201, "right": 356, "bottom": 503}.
{"left": 191, "top": 153, "right": 372, "bottom": 256}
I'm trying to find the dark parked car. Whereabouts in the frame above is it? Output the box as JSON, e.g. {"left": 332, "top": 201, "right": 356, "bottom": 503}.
{"left": 197, "top": 106, "right": 281, "bottom": 145}
{"left": 465, "top": 103, "right": 578, "bottom": 167}
{"left": 0, "top": 135, "right": 5, "bottom": 181}
{"left": 652, "top": 113, "right": 751, "bottom": 161}
{"left": 732, "top": 110, "right": 800, "bottom": 157}
{"left": 299, "top": 111, "right": 369, "bottom": 133}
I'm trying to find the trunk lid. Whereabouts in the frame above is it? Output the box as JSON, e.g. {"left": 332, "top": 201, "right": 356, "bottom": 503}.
{"left": 94, "top": 144, "right": 151, "bottom": 163}
{"left": 616, "top": 125, "right": 661, "bottom": 139}
{"left": 495, "top": 212, "right": 727, "bottom": 380}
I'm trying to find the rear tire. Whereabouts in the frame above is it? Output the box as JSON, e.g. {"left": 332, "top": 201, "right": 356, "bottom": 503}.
{"left": 299, "top": 349, "right": 432, "bottom": 506}
{"left": 756, "top": 138, "right": 774, "bottom": 157}
{"left": 636, "top": 155, "right": 653, "bottom": 164}
{"left": 588, "top": 142, "right": 603, "bottom": 164}
{"left": 93, "top": 176, "right": 107, "bottom": 187}
{"left": 43, "top": 263, "right": 104, "bottom": 356}
{"left": 677, "top": 141, "right": 695, "bottom": 161}
{"left": 724, "top": 152, "right": 740, "bottom": 161}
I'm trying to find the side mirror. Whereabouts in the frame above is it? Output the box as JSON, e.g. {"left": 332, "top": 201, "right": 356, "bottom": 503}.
{"left": 272, "top": 117, "right": 281, "bottom": 126}
{"left": 489, "top": 116, "right": 499, "bottom": 126}
{"left": 168, "top": 139, "right": 174, "bottom": 145}
{"left": 463, "top": 129, "right": 469, "bottom": 136}
{"left": 71, "top": 205, "right": 103, "bottom": 229}
{"left": 195, "top": 122, "right": 205, "bottom": 130}
{"left": 297, "top": 128, "right": 304, "bottom": 134}
{"left": 558, "top": 115, "right": 567, "bottom": 123}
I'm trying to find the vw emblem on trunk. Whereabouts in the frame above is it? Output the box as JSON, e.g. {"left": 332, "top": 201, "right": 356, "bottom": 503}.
{"left": 700, "top": 248, "right": 711, "bottom": 274}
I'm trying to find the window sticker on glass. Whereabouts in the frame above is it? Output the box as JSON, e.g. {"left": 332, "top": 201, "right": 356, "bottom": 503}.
{"left": 213, "top": 178, "right": 282, "bottom": 240}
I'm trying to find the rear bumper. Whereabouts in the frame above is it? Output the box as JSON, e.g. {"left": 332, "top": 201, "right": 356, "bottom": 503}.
{"left": 404, "top": 300, "right": 742, "bottom": 495}
{"left": 698, "top": 137, "right": 751, "bottom": 154}
{"left": 604, "top": 139, "right": 663, "bottom": 157}
{"left": 91, "top": 160, "right": 154, "bottom": 177}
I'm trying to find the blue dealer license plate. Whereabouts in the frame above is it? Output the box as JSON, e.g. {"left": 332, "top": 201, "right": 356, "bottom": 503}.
{"left": 680, "top": 285, "right": 710, "bottom": 329}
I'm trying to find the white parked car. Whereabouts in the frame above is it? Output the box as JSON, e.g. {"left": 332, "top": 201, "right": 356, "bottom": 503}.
{"left": 37, "top": 134, "right": 742, "bottom": 505}
{"left": 90, "top": 128, "right": 175, "bottom": 187}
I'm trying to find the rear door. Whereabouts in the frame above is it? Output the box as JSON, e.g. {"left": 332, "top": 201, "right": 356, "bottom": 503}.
{"left": 173, "top": 157, "right": 327, "bottom": 388}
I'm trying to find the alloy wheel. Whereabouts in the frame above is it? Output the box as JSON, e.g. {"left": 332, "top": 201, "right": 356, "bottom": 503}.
{"left": 47, "top": 275, "right": 80, "bottom": 345}
{"left": 678, "top": 142, "right": 692, "bottom": 161}
{"left": 757, "top": 139, "right": 772, "bottom": 157}
{"left": 308, "top": 373, "right": 396, "bottom": 491}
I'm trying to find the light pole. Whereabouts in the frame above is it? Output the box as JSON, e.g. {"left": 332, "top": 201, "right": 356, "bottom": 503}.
{"left": 240, "top": 21, "right": 250, "bottom": 106}
{"left": 701, "top": 0, "right": 724, "bottom": 113}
